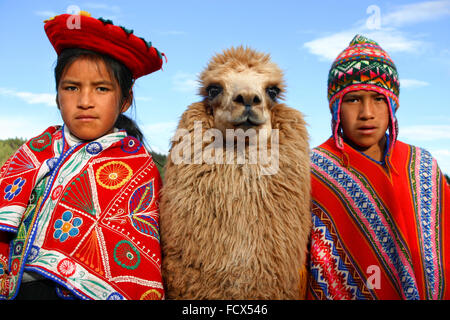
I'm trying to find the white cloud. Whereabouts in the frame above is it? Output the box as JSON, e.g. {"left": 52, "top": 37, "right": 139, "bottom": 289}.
{"left": 400, "top": 125, "right": 450, "bottom": 141}
{"left": 303, "top": 31, "right": 355, "bottom": 61}
{"left": 35, "top": 10, "right": 57, "bottom": 18}
{"left": 0, "top": 116, "right": 45, "bottom": 140}
{"left": 143, "top": 121, "right": 178, "bottom": 154}
{"left": 430, "top": 149, "right": 450, "bottom": 175}
{"left": 172, "top": 72, "right": 199, "bottom": 93}
{"left": 83, "top": 3, "right": 121, "bottom": 13}
{"left": 400, "top": 79, "right": 430, "bottom": 89}
{"left": 303, "top": 29, "right": 424, "bottom": 61}
{"left": 135, "top": 96, "right": 153, "bottom": 102}
{"left": 382, "top": 0, "right": 450, "bottom": 27}
{"left": 302, "top": 2, "right": 446, "bottom": 61}
{"left": 0, "top": 88, "right": 56, "bottom": 107}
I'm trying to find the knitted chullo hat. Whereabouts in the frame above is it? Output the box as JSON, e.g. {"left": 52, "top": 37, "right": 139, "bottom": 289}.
{"left": 328, "top": 34, "right": 400, "bottom": 153}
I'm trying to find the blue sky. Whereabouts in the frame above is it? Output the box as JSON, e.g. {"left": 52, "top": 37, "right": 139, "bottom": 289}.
{"left": 0, "top": 0, "right": 449, "bottom": 174}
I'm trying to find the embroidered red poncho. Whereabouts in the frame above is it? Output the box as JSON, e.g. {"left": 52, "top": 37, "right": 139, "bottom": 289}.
{"left": 0, "top": 126, "right": 163, "bottom": 300}
{"left": 308, "top": 137, "right": 450, "bottom": 299}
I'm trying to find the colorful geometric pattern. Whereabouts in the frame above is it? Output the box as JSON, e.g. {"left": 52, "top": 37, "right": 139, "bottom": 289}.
{"left": 128, "top": 181, "right": 159, "bottom": 240}
{"left": 328, "top": 34, "right": 399, "bottom": 103}
{"left": 309, "top": 203, "right": 374, "bottom": 300}
{"left": 326, "top": 34, "right": 400, "bottom": 153}
{"left": 308, "top": 138, "right": 450, "bottom": 300}
{"left": 408, "top": 147, "right": 444, "bottom": 299}
{"left": 311, "top": 147, "right": 420, "bottom": 299}
{"left": 0, "top": 126, "right": 163, "bottom": 300}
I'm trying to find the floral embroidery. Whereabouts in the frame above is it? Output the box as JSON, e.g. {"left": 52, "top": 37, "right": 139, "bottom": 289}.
{"left": 86, "top": 142, "right": 103, "bottom": 155}
{"left": 140, "top": 289, "right": 162, "bottom": 300}
{"left": 4, "top": 177, "right": 26, "bottom": 201}
{"left": 53, "top": 211, "right": 83, "bottom": 242}
{"left": 26, "top": 246, "right": 40, "bottom": 263}
{"left": 13, "top": 241, "right": 24, "bottom": 256}
{"left": 11, "top": 258, "right": 20, "bottom": 276}
{"left": 46, "top": 157, "right": 59, "bottom": 171}
{"left": 95, "top": 161, "right": 133, "bottom": 190}
{"left": 107, "top": 292, "right": 124, "bottom": 300}
{"left": 114, "top": 240, "right": 141, "bottom": 270}
{"left": 57, "top": 258, "right": 77, "bottom": 277}
{"left": 121, "top": 136, "right": 142, "bottom": 154}
{"left": 29, "top": 132, "right": 52, "bottom": 152}
{"left": 51, "top": 185, "right": 64, "bottom": 201}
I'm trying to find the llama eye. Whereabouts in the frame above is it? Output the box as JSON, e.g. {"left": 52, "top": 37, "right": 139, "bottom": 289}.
{"left": 206, "top": 85, "right": 222, "bottom": 99}
{"left": 266, "top": 86, "right": 280, "bottom": 101}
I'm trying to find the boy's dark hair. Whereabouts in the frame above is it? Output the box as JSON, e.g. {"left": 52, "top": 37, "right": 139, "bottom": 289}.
{"left": 54, "top": 48, "right": 145, "bottom": 143}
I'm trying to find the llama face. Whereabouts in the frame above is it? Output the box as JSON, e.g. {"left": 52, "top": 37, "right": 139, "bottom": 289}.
{"left": 199, "top": 47, "right": 285, "bottom": 137}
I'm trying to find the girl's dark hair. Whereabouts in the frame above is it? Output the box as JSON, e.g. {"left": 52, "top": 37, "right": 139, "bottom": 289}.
{"left": 54, "top": 48, "right": 145, "bottom": 143}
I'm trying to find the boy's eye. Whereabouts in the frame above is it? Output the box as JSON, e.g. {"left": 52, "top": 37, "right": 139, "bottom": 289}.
{"left": 97, "top": 87, "right": 110, "bottom": 92}
{"left": 64, "top": 86, "right": 77, "bottom": 91}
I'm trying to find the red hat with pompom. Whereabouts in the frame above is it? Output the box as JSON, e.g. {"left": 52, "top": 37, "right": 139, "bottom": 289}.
{"left": 44, "top": 11, "right": 165, "bottom": 79}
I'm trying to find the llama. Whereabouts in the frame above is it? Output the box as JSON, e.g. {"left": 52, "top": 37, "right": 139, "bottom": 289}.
{"left": 160, "top": 47, "right": 311, "bottom": 299}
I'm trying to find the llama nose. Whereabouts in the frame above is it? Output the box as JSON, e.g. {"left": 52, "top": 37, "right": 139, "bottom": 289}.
{"left": 233, "top": 92, "right": 262, "bottom": 108}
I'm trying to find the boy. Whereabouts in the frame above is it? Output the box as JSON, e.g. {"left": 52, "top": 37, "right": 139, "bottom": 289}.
{"left": 308, "top": 35, "right": 450, "bottom": 299}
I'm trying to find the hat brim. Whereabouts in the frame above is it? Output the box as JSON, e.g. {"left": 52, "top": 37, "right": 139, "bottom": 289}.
{"left": 45, "top": 14, "right": 163, "bottom": 79}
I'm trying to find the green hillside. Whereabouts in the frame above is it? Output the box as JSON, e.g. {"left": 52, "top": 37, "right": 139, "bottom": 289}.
{"left": 0, "top": 138, "right": 27, "bottom": 166}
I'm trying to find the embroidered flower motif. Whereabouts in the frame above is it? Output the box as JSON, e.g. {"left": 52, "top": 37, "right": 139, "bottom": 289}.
{"left": 57, "top": 258, "right": 77, "bottom": 277}
{"left": 113, "top": 240, "right": 141, "bottom": 270}
{"left": 95, "top": 161, "right": 133, "bottom": 190}
{"left": 46, "top": 157, "right": 59, "bottom": 171}
{"left": 4, "top": 177, "right": 26, "bottom": 201}
{"left": 140, "top": 289, "right": 162, "bottom": 300}
{"left": 51, "top": 185, "right": 64, "bottom": 201}
{"left": 53, "top": 211, "right": 83, "bottom": 242}
{"left": 11, "top": 258, "right": 20, "bottom": 276}
{"left": 26, "top": 246, "right": 40, "bottom": 263}
{"left": 107, "top": 292, "right": 124, "bottom": 300}
{"left": 29, "top": 132, "right": 52, "bottom": 152}
{"left": 13, "top": 241, "right": 24, "bottom": 256}
{"left": 121, "top": 136, "right": 142, "bottom": 154}
{"left": 86, "top": 141, "right": 103, "bottom": 155}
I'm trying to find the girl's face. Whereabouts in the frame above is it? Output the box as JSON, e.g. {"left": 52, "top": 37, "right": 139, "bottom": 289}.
{"left": 340, "top": 90, "right": 390, "bottom": 161}
{"left": 57, "top": 58, "right": 131, "bottom": 141}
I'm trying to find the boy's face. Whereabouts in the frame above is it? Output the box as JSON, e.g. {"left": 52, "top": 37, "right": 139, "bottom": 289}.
{"left": 57, "top": 58, "right": 130, "bottom": 141}
{"left": 340, "top": 90, "right": 390, "bottom": 160}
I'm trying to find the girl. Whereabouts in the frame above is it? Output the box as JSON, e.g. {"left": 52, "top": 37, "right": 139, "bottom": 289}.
{"left": 0, "top": 12, "right": 165, "bottom": 300}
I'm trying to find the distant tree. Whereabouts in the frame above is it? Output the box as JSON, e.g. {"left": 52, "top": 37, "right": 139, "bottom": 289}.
{"left": 445, "top": 174, "right": 450, "bottom": 185}
{"left": 149, "top": 150, "right": 168, "bottom": 180}
{"left": 0, "top": 138, "right": 26, "bottom": 166}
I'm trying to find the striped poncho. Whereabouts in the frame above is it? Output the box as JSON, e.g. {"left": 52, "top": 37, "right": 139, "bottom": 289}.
{"left": 308, "top": 137, "right": 450, "bottom": 300}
